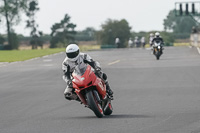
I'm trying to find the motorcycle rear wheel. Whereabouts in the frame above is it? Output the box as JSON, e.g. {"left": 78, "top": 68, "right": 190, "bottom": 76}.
{"left": 86, "top": 90, "right": 103, "bottom": 118}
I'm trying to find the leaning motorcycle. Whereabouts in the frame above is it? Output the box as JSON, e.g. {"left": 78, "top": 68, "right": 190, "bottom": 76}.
{"left": 71, "top": 65, "right": 113, "bottom": 118}
{"left": 153, "top": 41, "right": 163, "bottom": 60}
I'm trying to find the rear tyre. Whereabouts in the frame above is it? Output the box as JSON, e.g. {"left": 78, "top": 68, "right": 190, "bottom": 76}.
{"left": 86, "top": 90, "right": 103, "bottom": 118}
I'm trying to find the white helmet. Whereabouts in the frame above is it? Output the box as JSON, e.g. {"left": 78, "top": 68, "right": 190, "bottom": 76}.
{"left": 150, "top": 33, "right": 154, "bottom": 37}
{"left": 66, "top": 44, "right": 80, "bottom": 61}
{"left": 155, "top": 32, "right": 160, "bottom": 37}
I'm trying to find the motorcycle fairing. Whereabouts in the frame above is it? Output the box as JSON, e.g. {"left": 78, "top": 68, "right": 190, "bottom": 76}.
{"left": 72, "top": 65, "right": 107, "bottom": 105}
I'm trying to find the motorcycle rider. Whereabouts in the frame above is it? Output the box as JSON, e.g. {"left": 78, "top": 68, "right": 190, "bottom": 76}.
{"left": 115, "top": 37, "right": 120, "bottom": 48}
{"left": 128, "top": 38, "right": 133, "bottom": 48}
{"left": 151, "top": 32, "right": 164, "bottom": 54}
{"left": 141, "top": 36, "right": 146, "bottom": 48}
{"left": 62, "top": 44, "right": 113, "bottom": 100}
{"left": 149, "top": 33, "right": 154, "bottom": 47}
{"left": 152, "top": 32, "right": 164, "bottom": 45}
{"left": 134, "top": 36, "right": 140, "bottom": 47}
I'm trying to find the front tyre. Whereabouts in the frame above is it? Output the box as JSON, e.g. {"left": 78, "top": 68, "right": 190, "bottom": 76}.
{"left": 103, "top": 101, "right": 113, "bottom": 115}
{"left": 156, "top": 55, "right": 160, "bottom": 60}
{"left": 156, "top": 52, "right": 160, "bottom": 60}
{"left": 86, "top": 90, "right": 103, "bottom": 118}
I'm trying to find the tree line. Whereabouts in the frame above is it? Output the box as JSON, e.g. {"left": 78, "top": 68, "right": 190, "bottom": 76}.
{"left": 0, "top": 1, "right": 197, "bottom": 50}
{"left": 0, "top": 0, "right": 42, "bottom": 49}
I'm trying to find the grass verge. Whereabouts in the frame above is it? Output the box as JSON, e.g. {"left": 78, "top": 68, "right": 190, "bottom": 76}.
{"left": 0, "top": 45, "right": 100, "bottom": 62}
{"left": 173, "top": 43, "right": 190, "bottom": 46}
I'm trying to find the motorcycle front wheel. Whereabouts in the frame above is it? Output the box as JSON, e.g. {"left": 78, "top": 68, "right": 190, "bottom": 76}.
{"left": 103, "top": 101, "right": 113, "bottom": 115}
{"left": 156, "top": 52, "right": 160, "bottom": 60}
{"left": 156, "top": 55, "right": 160, "bottom": 60}
{"left": 86, "top": 90, "right": 103, "bottom": 118}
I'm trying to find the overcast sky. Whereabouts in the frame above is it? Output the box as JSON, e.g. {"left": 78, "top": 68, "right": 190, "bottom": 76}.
{"left": 1, "top": 0, "right": 186, "bottom": 36}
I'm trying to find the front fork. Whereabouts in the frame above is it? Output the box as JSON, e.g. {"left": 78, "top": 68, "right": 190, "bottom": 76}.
{"left": 92, "top": 89, "right": 111, "bottom": 112}
{"left": 154, "top": 47, "right": 161, "bottom": 52}
{"left": 154, "top": 47, "right": 162, "bottom": 55}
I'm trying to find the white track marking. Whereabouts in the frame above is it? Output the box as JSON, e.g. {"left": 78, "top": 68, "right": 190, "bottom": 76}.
{"left": 108, "top": 60, "right": 120, "bottom": 65}
{"left": 0, "top": 62, "right": 8, "bottom": 65}
{"left": 42, "top": 55, "right": 49, "bottom": 58}
{"left": 43, "top": 64, "right": 53, "bottom": 67}
{"left": 0, "top": 65, "right": 6, "bottom": 67}
{"left": 197, "top": 47, "right": 200, "bottom": 54}
{"left": 43, "top": 59, "right": 52, "bottom": 62}
{"left": 146, "top": 47, "right": 152, "bottom": 50}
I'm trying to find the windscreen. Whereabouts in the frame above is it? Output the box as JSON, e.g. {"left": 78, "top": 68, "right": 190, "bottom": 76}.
{"left": 155, "top": 40, "right": 161, "bottom": 43}
{"left": 73, "top": 65, "right": 87, "bottom": 76}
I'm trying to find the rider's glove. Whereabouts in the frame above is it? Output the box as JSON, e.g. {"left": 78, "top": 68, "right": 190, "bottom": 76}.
{"left": 95, "top": 67, "right": 101, "bottom": 71}
{"left": 95, "top": 67, "right": 102, "bottom": 77}
{"left": 83, "top": 59, "right": 89, "bottom": 64}
{"left": 67, "top": 80, "right": 73, "bottom": 88}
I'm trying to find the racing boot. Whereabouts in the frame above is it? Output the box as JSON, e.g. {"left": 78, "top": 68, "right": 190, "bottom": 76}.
{"left": 105, "top": 82, "right": 113, "bottom": 97}
{"left": 64, "top": 87, "right": 79, "bottom": 101}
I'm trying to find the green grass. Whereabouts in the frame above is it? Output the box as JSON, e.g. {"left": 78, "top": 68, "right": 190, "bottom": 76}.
{"left": 0, "top": 45, "right": 100, "bottom": 62}
{"left": 0, "top": 48, "right": 65, "bottom": 62}
{"left": 173, "top": 43, "right": 190, "bottom": 46}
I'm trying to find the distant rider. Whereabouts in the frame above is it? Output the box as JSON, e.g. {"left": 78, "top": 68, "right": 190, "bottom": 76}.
{"left": 134, "top": 36, "right": 140, "bottom": 47}
{"left": 141, "top": 37, "right": 146, "bottom": 48}
{"left": 152, "top": 32, "right": 164, "bottom": 44}
{"left": 149, "top": 33, "right": 154, "bottom": 47}
{"left": 128, "top": 38, "right": 133, "bottom": 48}
{"left": 151, "top": 32, "right": 164, "bottom": 54}
{"left": 115, "top": 37, "right": 120, "bottom": 48}
{"left": 62, "top": 44, "right": 113, "bottom": 100}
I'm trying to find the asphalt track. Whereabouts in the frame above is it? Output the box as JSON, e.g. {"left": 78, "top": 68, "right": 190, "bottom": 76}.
{"left": 0, "top": 46, "right": 200, "bottom": 133}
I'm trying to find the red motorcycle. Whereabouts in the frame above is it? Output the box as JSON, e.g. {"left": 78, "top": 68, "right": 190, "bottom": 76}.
{"left": 72, "top": 65, "right": 113, "bottom": 118}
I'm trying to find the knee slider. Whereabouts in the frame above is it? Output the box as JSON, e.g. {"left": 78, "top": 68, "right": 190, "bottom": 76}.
{"left": 64, "top": 87, "right": 77, "bottom": 100}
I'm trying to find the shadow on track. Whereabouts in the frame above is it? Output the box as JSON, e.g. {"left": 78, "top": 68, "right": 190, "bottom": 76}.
{"left": 68, "top": 114, "right": 152, "bottom": 119}
{"left": 104, "top": 114, "right": 152, "bottom": 119}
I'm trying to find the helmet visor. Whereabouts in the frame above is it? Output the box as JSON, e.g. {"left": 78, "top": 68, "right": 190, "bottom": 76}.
{"left": 66, "top": 50, "right": 79, "bottom": 59}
